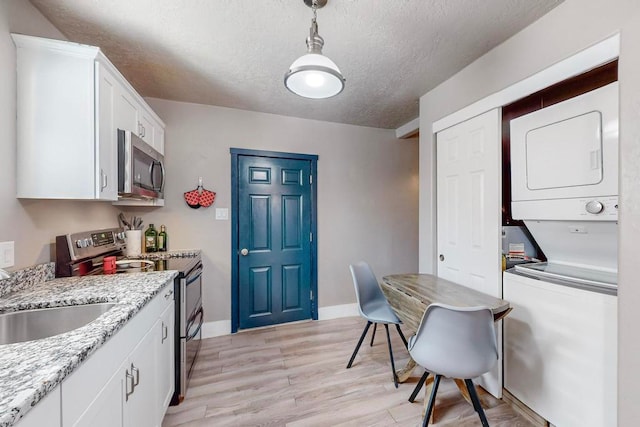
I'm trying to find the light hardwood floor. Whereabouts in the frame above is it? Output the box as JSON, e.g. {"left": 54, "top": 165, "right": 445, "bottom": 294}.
{"left": 162, "top": 317, "right": 536, "bottom": 426}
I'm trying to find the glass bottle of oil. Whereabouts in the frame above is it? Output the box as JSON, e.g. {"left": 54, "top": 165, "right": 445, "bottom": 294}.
{"left": 158, "top": 225, "right": 168, "bottom": 252}
{"left": 145, "top": 224, "right": 158, "bottom": 253}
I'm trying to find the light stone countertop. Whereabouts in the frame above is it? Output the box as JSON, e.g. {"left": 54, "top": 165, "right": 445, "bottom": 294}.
{"left": 0, "top": 271, "right": 178, "bottom": 427}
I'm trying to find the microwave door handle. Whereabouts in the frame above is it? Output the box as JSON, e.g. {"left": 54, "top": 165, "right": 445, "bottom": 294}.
{"left": 150, "top": 161, "right": 165, "bottom": 192}
{"left": 158, "top": 161, "right": 165, "bottom": 192}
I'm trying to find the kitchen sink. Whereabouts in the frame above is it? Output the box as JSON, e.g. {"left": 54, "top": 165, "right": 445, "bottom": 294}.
{"left": 0, "top": 302, "right": 116, "bottom": 345}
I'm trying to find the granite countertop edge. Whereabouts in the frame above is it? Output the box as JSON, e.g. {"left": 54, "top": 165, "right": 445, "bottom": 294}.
{"left": 0, "top": 270, "right": 179, "bottom": 427}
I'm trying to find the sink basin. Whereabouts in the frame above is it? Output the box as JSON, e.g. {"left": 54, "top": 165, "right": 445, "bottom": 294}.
{"left": 0, "top": 302, "right": 116, "bottom": 345}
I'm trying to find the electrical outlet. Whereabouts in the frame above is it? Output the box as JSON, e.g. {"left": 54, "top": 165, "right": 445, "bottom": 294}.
{"left": 215, "top": 208, "right": 229, "bottom": 220}
{"left": 0, "top": 241, "right": 14, "bottom": 268}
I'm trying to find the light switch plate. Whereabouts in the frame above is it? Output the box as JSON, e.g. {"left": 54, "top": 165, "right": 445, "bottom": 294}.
{"left": 215, "top": 208, "right": 229, "bottom": 220}
{"left": 0, "top": 241, "right": 15, "bottom": 268}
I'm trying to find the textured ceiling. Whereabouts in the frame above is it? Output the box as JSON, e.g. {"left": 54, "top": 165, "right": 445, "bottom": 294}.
{"left": 28, "top": 0, "right": 562, "bottom": 129}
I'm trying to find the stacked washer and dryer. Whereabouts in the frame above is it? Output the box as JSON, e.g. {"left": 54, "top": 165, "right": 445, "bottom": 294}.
{"left": 503, "top": 82, "right": 618, "bottom": 427}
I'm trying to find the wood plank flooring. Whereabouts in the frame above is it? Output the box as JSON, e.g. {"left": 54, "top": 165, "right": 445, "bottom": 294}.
{"left": 162, "top": 317, "right": 536, "bottom": 426}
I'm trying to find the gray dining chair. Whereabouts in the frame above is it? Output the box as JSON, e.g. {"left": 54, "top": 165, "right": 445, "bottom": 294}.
{"left": 346, "top": 261, "right": 408, "bottom": 388}
{"left": 407, "top": 303, "right": 498, "bottom": 427}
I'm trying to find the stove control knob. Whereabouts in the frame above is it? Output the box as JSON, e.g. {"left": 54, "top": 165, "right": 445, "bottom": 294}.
{"left": 586, "top": 200, "right": 604, "bottom": 214}
{"left": 83, "top": 238, "right": 92, "bottom": 247}
{"left": 75, "top": 239, "right": 84, "bottom": 248}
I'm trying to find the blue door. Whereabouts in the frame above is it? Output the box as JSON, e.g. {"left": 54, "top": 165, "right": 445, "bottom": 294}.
{"left": 232, "top": 150, "right": 317, "bottom": 331}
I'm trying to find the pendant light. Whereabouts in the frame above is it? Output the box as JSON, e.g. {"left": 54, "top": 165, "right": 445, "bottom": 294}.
{"left": 284, "top": 0, "right": 345, "bottom": 99}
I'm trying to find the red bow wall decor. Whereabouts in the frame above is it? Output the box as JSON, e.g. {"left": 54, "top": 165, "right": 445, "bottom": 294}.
{"left": 184, "top": 177, "right": 216, "bottom": 209}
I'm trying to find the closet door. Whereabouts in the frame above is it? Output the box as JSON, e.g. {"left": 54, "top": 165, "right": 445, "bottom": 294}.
{"left": 436, "top": 108, "right": 502, "bottom": 396}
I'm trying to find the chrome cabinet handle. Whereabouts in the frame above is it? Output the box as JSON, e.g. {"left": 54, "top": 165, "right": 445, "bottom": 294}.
{"left": 131, "top": 363, "right": 140, "bottom": 387}
{"left": 240, "top": 248, "right": 249, "bottom": 256}
{"left": 439, "top": 254, "right": 445, "bottom": 261}
{"left": 125, "top": 368, "right": 135, "bottom": 401}
{"left": 162, "top": 322, "right": 168, "bottom": 343}
{"left": 100, "top": 169, "right": 108, "bottom": 190}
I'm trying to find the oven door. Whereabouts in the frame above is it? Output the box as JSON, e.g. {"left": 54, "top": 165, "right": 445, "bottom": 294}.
{"left": 184, "top": 307, "right": 203, "bottom": 381}
{"left": 178, "top": 262, "right": 203, "bottom": 398}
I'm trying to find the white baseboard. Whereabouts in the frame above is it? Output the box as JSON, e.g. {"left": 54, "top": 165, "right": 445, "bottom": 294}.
{"left": 318, "top": 303, "right": 359, "bottom": 320}
{"left": 200, "top": 319, "right": 231, "bottom": 339}
{"left": 199, "top": 303, "right": 359, "bottom": 339}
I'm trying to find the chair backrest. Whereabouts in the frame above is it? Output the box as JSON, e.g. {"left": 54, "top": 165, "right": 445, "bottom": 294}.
{"left": 349, "top": 261, "right": 387, "bottom": 318}
{"left": 408, "top": 303, "right": 498, "bottom": 379}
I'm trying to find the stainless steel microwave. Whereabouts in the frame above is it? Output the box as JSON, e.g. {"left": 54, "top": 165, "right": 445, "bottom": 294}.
{"left": 117, "top": 129, "right": 165, "bottom": 200}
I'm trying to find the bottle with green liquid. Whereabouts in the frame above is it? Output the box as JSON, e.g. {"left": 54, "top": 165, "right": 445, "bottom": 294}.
{"left": 145, "top": 224, "right": 158, "bottom": 253}
{"left": 158, "top": 225, "right": 168, "bottom": 252}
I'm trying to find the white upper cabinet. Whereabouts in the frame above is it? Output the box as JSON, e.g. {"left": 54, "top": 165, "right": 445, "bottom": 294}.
{"left": 117, "top": 85, "right": 165, "bottom": 155}
{"left": 12, "top": 34, "right": 165, "bottom": 201}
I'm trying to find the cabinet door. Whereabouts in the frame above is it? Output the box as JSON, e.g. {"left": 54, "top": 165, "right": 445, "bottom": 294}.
{"left": 115, "top": 86, "right": 139, "bottom": 134}
{"left": 157, "top": 301, "right": 175, "bottom": 413}
{"left": 435, "top": 108, "right": 502, "bottom": 396}
{"left": 72, "top": 359, "right": 126, "bottom": 427}
{"left": 155, "top": 124, "right": 165, "bottom": 155}
{"left": 504, "top": 273, "right": 617, "bottom": 427}
{"left": 138, "top": 110, "right": 155, "bottom": 147}
{"left": 124, "top": 325, "right": 159, "bottom": 427}
{"left": 16, "top": 386, "right": 61, "bottom": 427}
{"left": 95, "top": 62, "right": 119, "bottom": 201}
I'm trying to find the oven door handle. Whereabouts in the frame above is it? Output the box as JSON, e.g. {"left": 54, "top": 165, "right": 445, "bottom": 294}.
{"left": 185, "top": 307, "right": 204, "bottom": 341}
{"left": 185, "top": 265, "right": 203, "bottom": 286}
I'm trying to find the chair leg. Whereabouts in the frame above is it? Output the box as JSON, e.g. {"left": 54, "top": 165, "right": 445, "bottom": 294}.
{"left": 370, "top": 323, "right": 377, "bottom": 346}
{"left": 423, "top": 374, "right": 442, "bottom": 427}
{"left": 464, "top": 379, "right": 490, "bottom": 427}
{"left": 383, "top": 324, "right": 399, "bottom": 388}
{"left": 409, "top": 371, "right": 429, "bottom": 402}
{"left": 346, "top": 321, "right": 372, "bottom": 369}
{"left": 395, "top": 323, "right": 408, "bottom": 349}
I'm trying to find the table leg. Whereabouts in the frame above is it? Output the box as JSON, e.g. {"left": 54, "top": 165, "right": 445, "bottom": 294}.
{"left": 454, "top": 378, "right": 486, "bottom": 408}
{"left": 396, "top": 358, "right": 417, "bottom": 383}
{"left": 454, "top": 378, "right": 472, "bottom": 404}
{"left": 419, "top": 377, "right": 480, "bottom": 424}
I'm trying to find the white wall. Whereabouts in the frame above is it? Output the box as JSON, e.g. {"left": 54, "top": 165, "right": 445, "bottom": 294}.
{"left": 417, "top": 0, "right": 640, "bottom": 424}
{"left": 0, "top": 0, "right": 121, "bottom": 267}
{"left": 123, "top": 98, "right": 419, "bottom": 323}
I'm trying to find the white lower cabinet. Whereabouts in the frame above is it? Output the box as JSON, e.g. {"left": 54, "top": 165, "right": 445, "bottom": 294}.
{"left": 69, "top": 359, "right": 126, "bottom": 427}
{"left": 16, "top": 386, "right": 61, "bottom": 427}
{"left": 123, "top": 326, "right": 158, "bottom": 427}
{"left": 157, "top": 302, "right": 175, "bottom": 413}
{"left": 504, "top": 272, "right": 617, "bottom": 427}
{"left": 61, "top": 283, "right": 174, "bottom": 427}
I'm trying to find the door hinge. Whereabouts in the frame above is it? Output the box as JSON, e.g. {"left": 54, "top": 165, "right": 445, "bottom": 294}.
{"left": 310, "top": 290, "right": 313, "bottom": 301}
{"left": 310, "top": 232, "right": 313, "bottom": 242}
{"left": 309, "top": 174, "right": 313, "bottom": 184}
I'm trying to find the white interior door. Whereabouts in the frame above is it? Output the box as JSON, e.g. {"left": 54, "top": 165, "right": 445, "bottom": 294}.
{"left": 436, "top": 108, "right": 502, "bottom": 397}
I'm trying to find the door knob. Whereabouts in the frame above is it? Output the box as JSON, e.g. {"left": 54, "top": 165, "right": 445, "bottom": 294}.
{"left": 439, "top": 254, "right": 445, "bottom": 261}
{"left": 240, "top": 248, "right": 249, "bottom": 256}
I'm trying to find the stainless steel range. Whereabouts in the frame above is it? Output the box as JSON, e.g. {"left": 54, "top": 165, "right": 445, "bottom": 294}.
{"left": 55, "top": 227, "right": 203, "bottom": 405}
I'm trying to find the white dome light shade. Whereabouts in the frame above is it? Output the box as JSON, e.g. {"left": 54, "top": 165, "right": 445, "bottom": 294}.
{"left": 285, "top": 53, "right": 345, "bottom": 99}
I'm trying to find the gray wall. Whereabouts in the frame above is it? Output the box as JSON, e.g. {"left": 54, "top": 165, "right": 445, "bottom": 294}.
{"left": 417, "top": 0, "right": 640, "bottom": 424}
{"left": 125, "top": 98, "right": 419, "bottom": 322}
{"left": 0, "top": 0, "right": 122, "bottom": 266}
